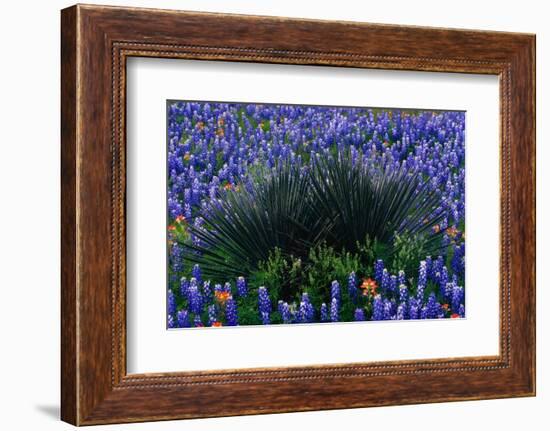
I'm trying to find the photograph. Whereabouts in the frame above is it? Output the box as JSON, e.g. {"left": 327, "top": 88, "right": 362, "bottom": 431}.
{"left": 166, "top": 101, "right": 466, "bottom": 328}
{"left": 50, "top": 3, "right": 536, "bottom": 426}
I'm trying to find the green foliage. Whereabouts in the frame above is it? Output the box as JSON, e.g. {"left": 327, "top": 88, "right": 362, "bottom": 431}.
{"left": 251, "top": 238, "right": 376, "bottom": 306}
{"left": 253, "top": 248, "right": 293, "bottom": 301}
{"left": 234, "top": 293, "right": 262, "bottom": 326}
{"left": 304, "top": 243, "right": 359, "bottom": 302}
{"left": 390, "top": 233, "right": 428, "bottom": 275}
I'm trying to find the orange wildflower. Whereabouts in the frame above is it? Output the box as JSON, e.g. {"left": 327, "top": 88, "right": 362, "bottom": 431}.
{"left": 168, "top": 224, "right": 176, "bottom": 231}
{"left": 360, "top": 278, "right": 378, "bottom": 296}
{"left": 223, "top": 183, "right": 233, "bottom": 190}
{"left": 216, "top": 128, "right": 224, "bottom": 137}
{"left": 196, "top": 121, "right": 204, "bottom": 130}
{"left": 218, "top": 118, "right": 225, "bottom": 126}
{"left": 446, "top": 226, "right": 459, "bottom": 238}
{"left": 175, "top": 215, "right": 186, "bottom": 224}
{"left": 215, "top": 291, "right": 231, "bottom": 303}
{"left": 183, "top": 152, "right": 191, "bottom": 161}
{"left": 451, "top": 313, "right": 460, "bottom": 318}
{"left": 212, "top": 321, "right": 223, "bottom": 327}
{"left": 441, "top": 303, "right": 449, "bottom": 311}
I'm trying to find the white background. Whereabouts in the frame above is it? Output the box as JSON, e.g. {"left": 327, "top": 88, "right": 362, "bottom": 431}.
{"left": 0, "top": 0, "right": 547, "bottom": 430}
{"left": 127, "top": 59, "right": 499, "bottom": 373}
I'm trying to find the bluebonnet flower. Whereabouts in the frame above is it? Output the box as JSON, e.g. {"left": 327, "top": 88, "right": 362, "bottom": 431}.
{"left": 202, "top": 280, "right": 212, "bottom": 300}
{"left": 184, "top": 203, "right": 192, "bottom": 220}
{"left": 354, "top": 308, "right": 365, "bottom": 321}
{"left": 426, "top": 293, "right": 441, "bottom": 319}
{"left": 170, "top": 243, "right": 184, "bottom": 274}
{"left": 194, "top": 314, "right": 203, "bottom": 327}
{"left": 177, "top": 309, "right": 190, "bottom": 328}
{"left": 398, "top": 270, "right": 406, "bottom": 287}
{"left": 389, "top": 275, "right": 398, "bottom": 295}
{"left": 278, "top": 301, "right": 292, "bottom": 324}
{"left": 299, "top": 293, "right": 314, "bottom": 323}
{"left": 439, "top": 266, "right": 449, "bottom": 299}
{"left": 458, "top": 304, "right": 465, "bottom": 318}
{"left": 167, "top": 314, "right": 175, "bottom": 328}
{"left": 180, "top": 277, "right": 190, "bottom": 299}
{"left": 330, "top": 297, "right": 339, "bottom": 322}
{"left": 381, "top": 269, "right": 391, "bottom": 294}
{"left": 451, "top": 284, "right": 464, "bottom": 314}
{"left": 236, "top": 276, "right": 248, "bottom": 297}
{"left": 433, "top": 255, "right": 444, "bottom": 276}
{"left": 260, "top": 311, "right": 270, "bottom": 325}
{"left": 399, "top": 284, "right": 409, "bottom": 304}
{"left": 451, "top": 243, "right": 465, "bottom": 277}
{"left": 224, "top": 282, "right": 232, "bottom": 294}
{"left": 207, "top": 304, "right": 217, "bottom": 326}
{"left": 374, "top": 259, "right": 385, "bottom": 282}
{"left": 425, "top": 256, "right": 433, "bottom": 279}
{"left": 258, "top": 286, "right": 271, "bottom": 325}
{"left": 372, "top": 295, "right": 384, "bottom": 321}
{"left": 188, "top": 279, "right": 203, "bottom": 314}
{"left": 420, "top": 306, "right": 429, "bottom": 319}
{"left": 331, "top": 280, "right": 341, "bottom": 305}
{"left": 396, "top": 303, "right": 406, "bottom": 320}
{"left": 383, "top": 298, "right": 394, "bottom": 320}
{"left": 408, "top": 298, "right": 420, "bottom": 320}
{"left": 191, "top": 264, "right": 202, "bottom": 284}
{"left": 417, "top": 260, "right": 428, "bottom": 300}
{"left": 320, "top": 303, "right": 329, "bottom": 322}
{"left": 225, "top": 297, "right": 238, "bottom": 326}
{"left": 348, "top": 271, "right": 358, "bottom": 299}
{"left": 444, "top": 281, "right": 454, "bottom": 300}
{"left": 168, "top": 290, "right": 176, "bottom": 315}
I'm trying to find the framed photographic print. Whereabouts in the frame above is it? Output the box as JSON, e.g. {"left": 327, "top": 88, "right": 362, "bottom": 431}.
{"left": 61, "top": 4, "right": 536, "bottom": 425}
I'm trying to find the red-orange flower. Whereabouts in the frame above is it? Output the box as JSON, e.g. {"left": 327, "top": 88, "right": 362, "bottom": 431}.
{"left": 196, "top": 121, "right": 204, "bottom": 130}
{"left": 216, "top": 128, "right": 224, "bottom": 137}
{"left": 441, "top": 303, "right": 450, "bottom": 311}
{"left": 215, "top": 291, "right": 231, "bottom": 303}
{"left": 168, "top": 224, "right": 176, "bottom": 231}
{"left": 360, "top": 278, "right": 378, "bottom": 296}
{"left": 175, "top": 215, "right": 186, "bottom": 224}
{"left": 212, "top": 321, "right": 223, "bottom": 327}
{"left": 446, "top": 226, "right": 459, "bottom": 238}
{"left": 223, "top": 183, "right": 233, "bottom": 191}
{"left": 451, "top": 313, "right": 460, "bottom": 318}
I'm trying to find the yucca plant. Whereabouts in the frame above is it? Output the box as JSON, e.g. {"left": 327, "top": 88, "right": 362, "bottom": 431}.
{"left": 308, "top": 152, "right": 446, "bottom": 258}
{"left": 183, "top": 161, "right": 329, "bottom": 281}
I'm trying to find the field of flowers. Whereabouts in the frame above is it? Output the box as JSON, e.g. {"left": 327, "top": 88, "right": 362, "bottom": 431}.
{"left": 166, "top": 101, "right": 465, "bottom": 328}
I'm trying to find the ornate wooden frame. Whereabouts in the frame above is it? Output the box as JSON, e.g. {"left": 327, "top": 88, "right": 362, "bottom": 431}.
{"left": 61, "top": 4, "right": 536, "bottom": 425}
